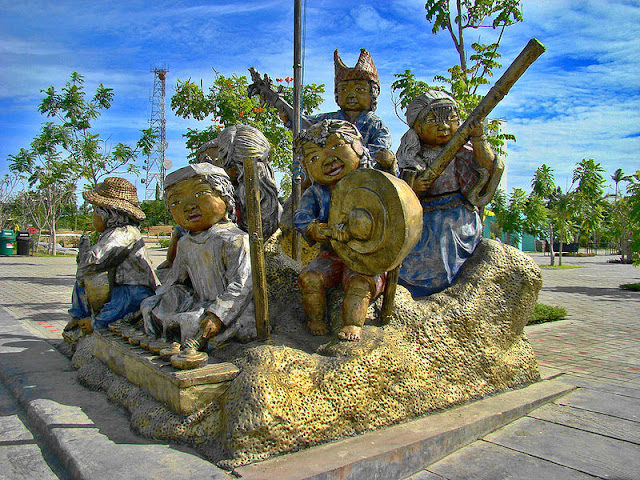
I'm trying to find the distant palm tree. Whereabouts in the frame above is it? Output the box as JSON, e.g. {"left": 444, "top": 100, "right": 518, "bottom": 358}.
{"left": 531, "top": 164, "right": 557, "bottom": 265}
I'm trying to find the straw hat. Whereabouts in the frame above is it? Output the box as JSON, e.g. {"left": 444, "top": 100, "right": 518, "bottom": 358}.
{"left": 83, "top": 177, "right": 146, "bottom": 222}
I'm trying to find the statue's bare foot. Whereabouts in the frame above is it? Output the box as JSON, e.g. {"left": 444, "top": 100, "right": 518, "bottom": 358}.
{"left": 307, "top": 319, "right": 329, "bottom": 336}
{"left": 78, "top": 317, "right": 93, "bottom": 334}
{"left": 64, "top": 317, "right": 81, "bottom": 332}
{"left": 337, "top": 325, "right": 361, "bottom": 341}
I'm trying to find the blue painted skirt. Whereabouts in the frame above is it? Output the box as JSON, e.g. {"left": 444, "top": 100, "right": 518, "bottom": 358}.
{"left": 69, "top": 283, "right": 155, "bottom": 329}
{"left": 399, "top": 194, "right": 482, "bottom": 298}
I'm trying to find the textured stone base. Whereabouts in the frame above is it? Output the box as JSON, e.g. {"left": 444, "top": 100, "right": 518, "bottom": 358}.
{"left": 73, "top": 238, "right": 542, "bottom": 469}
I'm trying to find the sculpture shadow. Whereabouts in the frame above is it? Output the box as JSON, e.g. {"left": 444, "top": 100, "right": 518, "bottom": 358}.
{"left": 0, "top": 275, "right": 75, "bottom": 288}
{"left": 546, "top": 285, "right": 640, "bottom": 301}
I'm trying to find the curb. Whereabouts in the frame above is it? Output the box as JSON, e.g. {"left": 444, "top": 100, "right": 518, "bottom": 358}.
{"left": 0, "top": 305, "right": 232, "bottom": 480}
{"left": 235, "top": 377, "right": 575, "bottom": 480}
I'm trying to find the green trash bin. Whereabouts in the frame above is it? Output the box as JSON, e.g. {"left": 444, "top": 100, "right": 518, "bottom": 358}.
{"left": 0, "top": 229, "right": 16, "bottom": 255}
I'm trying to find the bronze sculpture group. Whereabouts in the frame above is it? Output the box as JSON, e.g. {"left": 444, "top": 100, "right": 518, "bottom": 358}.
{"left": 64, "top": 42, "right": 544, "bottom": 359}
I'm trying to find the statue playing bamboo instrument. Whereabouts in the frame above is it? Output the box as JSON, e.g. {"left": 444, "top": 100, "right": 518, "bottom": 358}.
{"left": 397, "top": 38, "right": 545, "bottom": 298}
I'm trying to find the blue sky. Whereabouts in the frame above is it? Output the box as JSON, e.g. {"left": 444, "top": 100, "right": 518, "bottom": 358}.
{"left": 1, "top": 0, "right": 639, "bottom": 201}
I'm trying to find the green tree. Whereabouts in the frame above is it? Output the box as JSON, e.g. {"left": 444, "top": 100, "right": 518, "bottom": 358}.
{"left": 531, "top": 164, "right": 557, "bottom": 264}
{"left": 140, "top": 200, "right": 173, "bottom": 228}
{"left": 8, "top": 132, "right": 76, "bottom": 255}
{"left": 391, "top": 0, "right": 522, "bottom": 154}
{"left": 627, "top": 170, "right": 640, "bottom": 265}
{"left": 490, "top": 187, "right": 546, "bottom": 247}
{"left": 7, "top": 72, "right": 154, "bottom": 254}
{"left": 171, "top": 72, "right": 325, "bottom": 195}
{"left": 549, "top": 188, "right": 577, "bottom": 266}
{"left": 38, "top": 72, "right": 155, "bottom": 188}
{"left": 572, "top": 158, "right": 606, "bottom": 248}
{"left": 0, "top": 174, "right": 19, "bottom": 229}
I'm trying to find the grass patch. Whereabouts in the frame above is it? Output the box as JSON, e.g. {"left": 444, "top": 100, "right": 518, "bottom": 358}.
{"left": 539, "top": 265, "right": 586, "bottom": 269}
{"left": 530, "top": 302, "right": 568, "bottom": 325}
{"left": 32, "top": 251, "right": 76, "bottom": 258}
{"left": 620, "top": 283, "right": 640, "bottom": 292}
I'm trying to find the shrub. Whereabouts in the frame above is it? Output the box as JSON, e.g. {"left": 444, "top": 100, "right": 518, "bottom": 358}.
{"left": 530, "top": 303, "right": 567, "bottom": 325}
{"left": 620, "top": 283, "right": 640, "bottom": 292}
{"left": 158, "top": 238, "right": 170, "bottom": 248}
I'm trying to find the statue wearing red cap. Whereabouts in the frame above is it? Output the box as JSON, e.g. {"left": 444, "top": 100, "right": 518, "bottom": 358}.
{"left": 283, "top": 49, "right": 396, "bottom": 174}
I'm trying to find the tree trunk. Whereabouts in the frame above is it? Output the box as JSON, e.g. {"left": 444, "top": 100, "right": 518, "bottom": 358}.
{"left": 558, "top": 226, "right": 564, "bottom": 266}
{"left": 549, "top": 223, "right": 555, "bottom": 266}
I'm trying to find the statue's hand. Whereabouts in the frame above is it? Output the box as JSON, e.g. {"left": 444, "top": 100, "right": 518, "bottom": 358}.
{"left": 412, "top": 176, "right": 432, "bottom": 194}
{"left": 307, "top": 222, "right": 330, "bottom": 244}
{"left": 374, "top": 149, "right": 396, "bottom": 170}
{"left": 157, "top": 260, "right": 172, "bottom": 270}
{"left": 278, "top": 107, "right": 289, "bottom": 124}
{"left": 200, "top": 313, "right": 223, "bottom": 339}
{"left": 468, "top": 117, "right": 486, "bottom": 138}
{"left": 330, "top": 225, "right": 351, "bottom": 243}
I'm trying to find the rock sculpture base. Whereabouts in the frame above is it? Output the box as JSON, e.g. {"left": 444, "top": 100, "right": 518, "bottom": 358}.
{"left": 73, "top": 237, "right": 541, "bottom": 469}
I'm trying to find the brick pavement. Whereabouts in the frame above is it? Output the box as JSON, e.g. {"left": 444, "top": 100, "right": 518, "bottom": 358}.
{"left": 525, "top": 251, "right": 640, "bottom": 388}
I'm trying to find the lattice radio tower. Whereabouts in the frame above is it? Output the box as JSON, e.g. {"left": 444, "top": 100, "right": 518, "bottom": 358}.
{"left": 142, "top": 67, "right": 169, "bottom": 200}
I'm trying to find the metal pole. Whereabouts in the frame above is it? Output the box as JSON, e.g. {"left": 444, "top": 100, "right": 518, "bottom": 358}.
{"left": 291, "top": 0, "right": 302, "bottom": 261}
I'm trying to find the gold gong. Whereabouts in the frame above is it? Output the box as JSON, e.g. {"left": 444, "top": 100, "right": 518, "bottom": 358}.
{"left": 329, "top": 169, "right": 422, "bottom": 275}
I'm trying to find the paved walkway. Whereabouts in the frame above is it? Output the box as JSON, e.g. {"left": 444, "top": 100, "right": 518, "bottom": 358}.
{"left": 0, "top": 248, "right": 638, "bottom": 479}
{"left": 409, "top": 252, "right": 640, "bottom": 480}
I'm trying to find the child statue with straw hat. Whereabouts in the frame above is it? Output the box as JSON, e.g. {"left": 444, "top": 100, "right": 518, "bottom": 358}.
{"left": 63, "top": 177, "right": 159, "bottom": 340}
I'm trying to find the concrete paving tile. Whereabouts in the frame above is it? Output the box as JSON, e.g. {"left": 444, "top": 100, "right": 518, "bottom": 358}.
{"left": 421, "top": 440, "right": 596, "bottom": 480}
{"left": 404, "top": 471, "right": 446, "bottom": 480}
{"left": 484, "top": 417, "right": 640, "bottom": 480}
{"left": 0, "top": 335, "right": 72, "bottom": 376}
{"left": 48, "top": 427, "right": 232, "bottom": 480}
{"left": 0, "top": 444, "right": 59, "bottom": 480}
{"left": 530, "top": 403, "right": 640, "bottom": 444}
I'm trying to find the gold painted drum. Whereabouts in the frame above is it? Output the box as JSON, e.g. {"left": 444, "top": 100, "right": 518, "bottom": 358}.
{"left": 329, "top": 169, "right": 422, "bottom": 276}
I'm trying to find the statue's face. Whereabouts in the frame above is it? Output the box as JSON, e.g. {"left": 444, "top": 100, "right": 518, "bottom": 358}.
{"left": 166, "top": 176, "right": 227, "bottom": 232}
{"left": 92, "top": 211, "right": 106, "bottom": 233}
{"left": 415, "top": 110, "right": 460, "bottom": 146}
{"left": 337, "top": 80, "right": 371, "bottom": 112}
{"left": 303, "top": 134, "right": 361, "bottom": 186}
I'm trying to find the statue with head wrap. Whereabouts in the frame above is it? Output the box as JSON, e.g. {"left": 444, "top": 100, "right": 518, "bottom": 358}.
{"left": 157, "top": 126, "right": 282, "bottom": 271}
{"left": 141, "top": 163, "right": 256, "bottom": 350}
{"left": 216, "top": 124, "right": 282, "bottom": 239}
{"left": 396, "top": 91, "right": 501, "bottom": 298}
{"left": 63, "top": 178, "right": 159, "bottom": 342}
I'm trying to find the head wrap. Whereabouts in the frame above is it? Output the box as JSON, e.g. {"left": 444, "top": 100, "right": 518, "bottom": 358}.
{"left": 405, "top": 91, "right": 458, "bottom": 127}
{"left": 164, "top": 163, "right": 235, "bottom": 218}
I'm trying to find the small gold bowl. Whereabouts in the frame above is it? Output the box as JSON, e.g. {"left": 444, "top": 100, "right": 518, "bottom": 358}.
{"left": 159, "top": 342, "right": 181, "bottom": 361}
{"left": 128, "top": 332, "right": 146, "bottom": 346}
{"left": 171, "top": 350, "right": 208, "bottom": 370}
{"left": 148, "top": 339, "right": 172, "bottom": 355}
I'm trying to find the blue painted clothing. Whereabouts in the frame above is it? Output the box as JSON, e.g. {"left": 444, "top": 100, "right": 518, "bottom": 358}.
{"left": 306, "top": 110, "right": 392, "bottom": 168}
{"left": 293, "top": 183, "right": 332, "bottom": 243}
{"left": 294, "top": 182, "right": 385, "bottom": 296}
{"left": 69, "top": 283, "right": 155, "bottom": 329}
{"left": 69, "top": 225, "right": 159, "bottom": 327}
{"left": 398, "top": 144, "right": 484, "bottom": 298}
